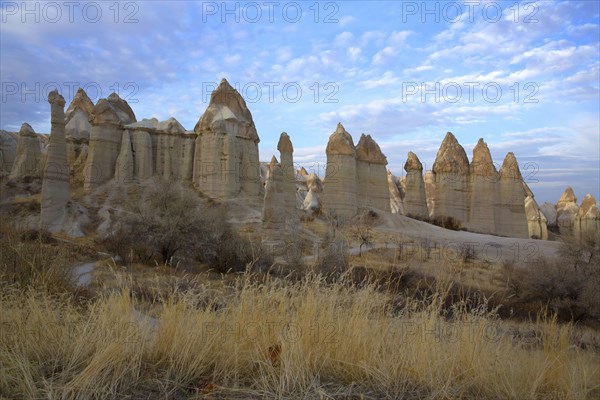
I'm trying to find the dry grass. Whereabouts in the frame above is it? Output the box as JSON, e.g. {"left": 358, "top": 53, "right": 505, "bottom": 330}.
{"left": 1, "top": 275, "right": 598, "bottom": 399}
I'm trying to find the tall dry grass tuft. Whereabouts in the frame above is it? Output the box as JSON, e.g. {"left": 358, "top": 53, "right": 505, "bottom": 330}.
{"left": 1, "top": 275, "right": 599, "bottom": 399}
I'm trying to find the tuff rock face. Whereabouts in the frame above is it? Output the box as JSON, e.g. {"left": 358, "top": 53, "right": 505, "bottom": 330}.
{"left": 302, "top": 172, "right": 323, "bottom": 213}
{"left": 540, "top": 202, "right": 558, "bottom": 227}
{"left": 0, "top": 130, "right": 18, "bottom": 175}
{"left": 574, "top": 194, "right": 600, "bottom": 239}
{"left": 115, "top": 130, "right": 134, "bottom": 184}
{"left": 323, "top": 123, "right": 358, "bottom": 219}
{"left": 556, "top": 187, "right": 579, "bottom": 235}
{"left": 523, "top": 182, "right": 548, "bottom": 240}
{"left": 83, "top": 93, "right": 136, "bottom": 191}
{"left": 468, "top": 139, "right": 497, "bottom": 234}
{"left": 40, "top": 90, "right": 70, "bottom": 232}
{"left": 278, "top": 132, "right": 296, "bottom": 217}
{"left": 65, "top": 88, "right": 94, "bottom": 140}
{"left": 403, "top": 152, "right": 428, "bottom": 219}
{"left": 193, "top": 78, "right": 261, "bottom": 199}
{"left": 388, "top": 170, "right": 405, "bottom": 215}
{"left": 432, "top": 132, "right": 470, "bottom": 226}
{"left": 424, "top": 170, "right": 435, "bottom": 218}
{"left": 262, "top": 156, "right": 285, "bottom": 246}
{"left": 9, "top": 123, "right": 42, "bottom": 180}
{"left": 495, "top": 152, "right": 529, "bottom": 238}
{"left": 356, "top": 134, "right": 390, "bottom": 212}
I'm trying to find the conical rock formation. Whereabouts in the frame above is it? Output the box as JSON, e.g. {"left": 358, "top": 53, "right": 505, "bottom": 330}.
{"left": 495, "top": 152, "right": 528, "bottom": 238}
{"left": 403, "top": 152, "right": 428, "bottom": 219}
{"left": 322, "top": 123, "right": 357, "bottom": 219}
{"left": 83, "top": 93, "right": 136, "bottom": 191}
{"left": 388, "top": 170, "right": 405, "bottom": 215}
{"left": 193, "top": 79, "right": 261, "bottom": 199}
{"left": 574, "top": 194, "right": 600, "bottom": 239}
{"left": 432, "top": 132, "right": 470, "bottom": 226}
{"left": 556, "top": 187, "right": 579, "bottom": 235}
{"left": 355, "top": 134, "right": 390, "bottom": 212}
{"left": 41, "top": 90, "right": 70, "bottom": 232}
{"left": 262, "top": 156, "right": 285, "bottom": 246}
{"left": 9, "top": 123, "right": 42, "bottom": 180}
{"left": 278, "top": 132, "right": 296, "bottom": 217}
{"left": 468, "top": 139, "right": 497, "bottom": 234}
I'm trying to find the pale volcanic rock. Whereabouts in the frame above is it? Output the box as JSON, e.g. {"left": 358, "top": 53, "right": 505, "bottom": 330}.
{"left": 153, "top": 118, "right": 194, "bottom": 181}
{"left": 115, "top": 130, "right": 134, "bottom": 184}
{"left": 125, "top": 123, "right": 154, "bottom": 181}
{"left": 523, "top": 182, "right": 548, "bottom": 240}
{"left": 262, "top": 156, "right": 285, "bottom": 245}
{"left": 9, "top": 123, "right": 42, "bottom": 180}
{"left": 432, "top": 132, "right": 470, "bottom": 227}
{"left": 298, "top": 167, "right": 309, "bottom": 177}
{"left": 556, "top": 187, "right": 579, "bottom": 235}
{"left": 388, "top": 170, "right": 405, "bottom": 215}
{"left": 540, "top": 202, "right": 557, "bottom": 227}
{"left": 65, "top": 88, "right": 94, "bottom": 140}
{"left": 322, "top": 123, "right": 358, "bottom": 219}
{"left": 193, "top": 78, "right": 261, "bottom": 199}
{"left": 0, "top": 130, "right": 18, "bottom": 175}
{"left": 424, "top": 170, "right": 435, "bottom": 218}
{"left": 278, "top": 132, "right": 296, "bottom": 217}
{"left": 403, "top": 152, "right": 428, "bottom": 219}
{"left": 302, "top": 172, "right": 323, "bottom": 213}
{"left": 83, "top": 93, "right": 136, "bottom": 191}
{"left": 468, "top": 139, "right": 497, "bottom": 234}
{"left": 355, "top": 134, "right": 390, "bottom": 212}
{"left": 575, "top": 194, "right": 600, "bottom": 239}
{"left": 41, "top": 90, "right": 70, "bottom": 232}
{"left": 494, "top": 152, "right": 529, "bottom": 238}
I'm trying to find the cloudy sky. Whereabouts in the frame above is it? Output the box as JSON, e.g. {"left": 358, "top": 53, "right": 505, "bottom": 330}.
{"left": 1, "top": 0, "right": 598, "bottom": 203}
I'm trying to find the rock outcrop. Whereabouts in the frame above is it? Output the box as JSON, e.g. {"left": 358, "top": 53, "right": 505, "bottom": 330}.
{"left": 574, "top": 194, "right": 600, "bottom": 239}
{"left": 388, "top": 170, "right": 405, "bottom": 215}
{"left": 424, "top": 170, "right": 435, "bottom": 218}
{"left": 65, "top": 88, "right": 94, "bottom": 140}
{"left": 114, "top": 130, "right": 133, "bottom": 184}
{"left": 302, "top": 172, "right": 323, "bottom": 213}
{"left": 403, "top": 152, "right": 428, "bottom": 219}
{"left": 540, "top": 202, "right": 557, "bottom": 228}
{"left": 278, "top": 132, "right": 296, "bottom": 217}
{"left": 523, "top": 182, "right": 548, "bottom": 240}
{"left": 356, "top": 134, "right": 390, "bottom": 212}
{"left": 125, "top": 120, "right": 155, "bottom": 181}
{"left": 494, "top": 153, "right": 529, "bottom": 238}
{"left": 0, "top": 130, "right": 18, "bottom": 176}
{"left": 556, "top": 187, "right": 579, "bottom": 235}
{"left": 322, "top": 123, "right": 357, "bottom": 219}
{"left": 193, "top": 78, "right": 261, "bottom": 199}
{"left": 40, "top": 90, "right": 70, "bottom": 232}
{"left": 83, "top": 93, "right": 136, "bottom": 191}
{"left": 9, "top": 123, "right": 42, "bottom": 180}
{"left": 432, "top": 132, "right": 470, "bottom": 227}
{"left": 468, "top": 139, "right": 497, "bottom": 234}
{"left": 262, "top": 156, "right": 285, "bottom": 245}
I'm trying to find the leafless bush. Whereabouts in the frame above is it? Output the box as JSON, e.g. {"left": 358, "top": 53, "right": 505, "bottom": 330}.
{"left": 431, "top": 216, "right": 460, "bottom": 231}
{"left": 103, "top": 180, "right": 272, "bottom": 273}
{"left": 315, "top": 240, "right": 349, "bottom": 282}
{"left": 507, "top": 232, "right": 600, "bottom": 322}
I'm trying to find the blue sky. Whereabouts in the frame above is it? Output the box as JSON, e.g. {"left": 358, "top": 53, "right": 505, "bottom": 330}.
{"left": 1, "top": 0, "right": 599, "bottom": 203}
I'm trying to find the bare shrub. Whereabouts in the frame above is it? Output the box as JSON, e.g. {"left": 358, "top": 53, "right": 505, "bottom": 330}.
{"left": 431, "top": 216, "right": 460, "bottom": 231}
{"left": 103, "top": 180, "right": 272, "bottom": 273}
{"left": 315, "top": 240, "right": 349, "bottom": 281}
{"left": 507, "top": 232, "right": 600, "bottom": 322}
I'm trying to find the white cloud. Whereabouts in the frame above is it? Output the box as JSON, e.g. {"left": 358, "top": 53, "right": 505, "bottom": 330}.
{"left": 360, "top": 71, "right": 399, "bottom": 89}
